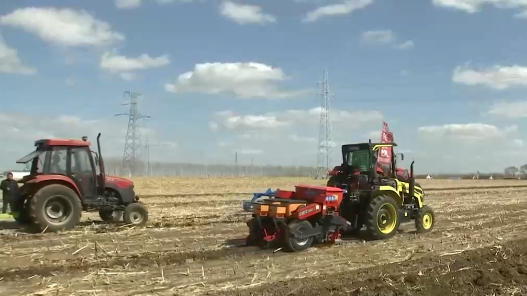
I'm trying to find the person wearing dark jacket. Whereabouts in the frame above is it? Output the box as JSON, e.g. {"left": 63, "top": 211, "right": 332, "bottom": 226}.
{"left": 0, "top": 173, "right": 19, "bottom": 214}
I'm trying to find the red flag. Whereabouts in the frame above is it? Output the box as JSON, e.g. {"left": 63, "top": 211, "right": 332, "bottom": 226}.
{"left": 377, "top": 122, "right": 393, "bottom": 174}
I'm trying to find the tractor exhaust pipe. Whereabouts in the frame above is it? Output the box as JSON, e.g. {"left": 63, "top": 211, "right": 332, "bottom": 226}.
{"left": 97, "top": 133, "right": 106, "bottom": 186}
{"left": 409, "top": 161, "right": 415, "bottom": 198}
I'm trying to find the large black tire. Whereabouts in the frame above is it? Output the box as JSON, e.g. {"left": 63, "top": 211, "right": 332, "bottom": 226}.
{"left": 123, "top": 203, "right": 148, "bottom": 225}
{"left": 284, "top": 220, "right": 314, "bottom": 252}
{"left": 29, "top": 184, "right": 82, "bottom": 232}
{"left": 364, "top": 194, "right": 401, "bottom": 240}
{"left": 415, "top": 205, "right": 435, "bottom": 233}
{"left": 99, "top": 209, "right": 123, "bottom": 222}
{"left": 15, "top": 197, "right": 32, "bottom": 224}
{"left": 339, "top": 200, "right": 362, "bottom": 236}
{"left": 246, "top": 217, "right": 262, "bottom": 246}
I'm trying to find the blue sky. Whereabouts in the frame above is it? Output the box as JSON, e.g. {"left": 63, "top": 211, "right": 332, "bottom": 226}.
{"left": 0, "top": 0, "right": 527, "bottom": 174}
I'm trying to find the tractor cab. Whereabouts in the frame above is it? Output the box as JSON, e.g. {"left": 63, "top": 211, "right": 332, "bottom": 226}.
{"left": 329, "top": 141, "right": 410, "bottom": 188}
{"left": 16, "top": 136, "right": 104, "bottom": 200}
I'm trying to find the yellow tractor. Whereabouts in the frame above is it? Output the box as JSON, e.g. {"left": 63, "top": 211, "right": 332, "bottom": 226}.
{"left": 326, "top": 141, "right": 434, "bottom": 239}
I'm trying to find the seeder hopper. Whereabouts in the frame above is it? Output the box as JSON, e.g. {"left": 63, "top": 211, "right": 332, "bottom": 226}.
{"left": 246, "top": 185, "right": 350, "bottom": 252}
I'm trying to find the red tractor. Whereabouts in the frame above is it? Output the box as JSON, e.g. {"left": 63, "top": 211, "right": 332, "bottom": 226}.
{"left": 13, "top": 133, "right": 148, "bottom": 232}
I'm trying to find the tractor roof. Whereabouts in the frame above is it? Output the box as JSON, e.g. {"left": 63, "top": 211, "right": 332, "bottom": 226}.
{"left": 35, "top": 139, "right": 91, "bottom": 147}
{"left": 342, "top": 142, "right": 398, "bottom": 148}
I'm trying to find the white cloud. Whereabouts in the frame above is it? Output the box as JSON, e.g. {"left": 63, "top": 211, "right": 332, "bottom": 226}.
{"left": 513, "top": 139, "right": 524, "bottom": 147}
{"left": 0, "top": 33, "right": 36, "bottom": 75}
{"left": 115, "top": 0, "right": 195, "bottom": 9}
{"left": 211, "top": 107, "right": 383, "bottom": 133}
{"left": 116, "top": 0, "right": 142, "bottom": 9}
{"left": 302, "top": 0, "right": 374, "bottom": 22}
{"left": 397, "top": 40, "right": 414, "bottom": 49}
{"left": 432, "top": 0, "right": 527, "bottom": 16}
{"left": 487, "top": 100, "right": 527, "bottom": 118}
{"left": 210, "top": 107, "right": 382, "bottom": 166}
{"left": 418, "top": 123, "right": 517, "bottom": 141}
{"left": 165, "top": 62, "right": 308, "bottom": 99}
{"left": 219, "top": 1, "right": 276, "bottom": 25}
{"left": 211, "top": 110, "right": 288, "bottom": 131}
{"left": 361, "top": 30, "right": 394, "bottom": 44}
{"left": 100, "top": 51, "right": 169, "bottom": 80}
{"left": 0, "top": 7, "right": 124, "bottom": 47}
{"left": 360, "top": 30, "right": 414, "bottom": 49}
{"left": 239, "top": 149, "right": 262, "bottom": 155}
{"left": 452, "top": 65, "right": 527, "bottom": 89}
{"left": 156, "top": 0, "right": 195, "bottom": 3}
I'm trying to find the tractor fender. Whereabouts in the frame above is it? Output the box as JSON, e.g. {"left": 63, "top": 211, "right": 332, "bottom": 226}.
{"left": 372, "top": 186, "right": 403, "bottom": 206}
{"left": 412, "top": 190, "right": 424, "bottom": 208}
{"left": 104, "top": 183, "right": 136, "bottom": 204}
{"left": 25, "top": 175, "right": 81, "bottom": 198}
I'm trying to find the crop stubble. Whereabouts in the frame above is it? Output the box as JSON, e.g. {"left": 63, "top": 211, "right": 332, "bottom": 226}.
{"left": 1, "top": 177, "right": 527, "bottom": 296}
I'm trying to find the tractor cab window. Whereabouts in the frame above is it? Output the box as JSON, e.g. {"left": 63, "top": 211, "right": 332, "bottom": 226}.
{"left": 70, "top": 147, "right": 92, "bottom": 174}
{"left": 69, "top": 147, "right": 96, "bottom": 198}
{"left": 346, "top": 149, "right": 371, "bottom": 172}
{"left": 50, "top": 147, "right": 67, "bottom": 175}
{"left": 17, "top": 149, "right": 46, "bottom": 174}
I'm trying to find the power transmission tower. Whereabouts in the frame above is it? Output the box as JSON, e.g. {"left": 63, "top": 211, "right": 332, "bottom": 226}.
{"left": 316, "top": 70, "right": 333, "bottom": 179}
{"left": 115, "top": 91, "right": 151, "bottom": 177}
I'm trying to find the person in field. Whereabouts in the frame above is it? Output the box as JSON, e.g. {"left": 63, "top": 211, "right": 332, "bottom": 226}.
{"left": 0, "top": 172, "right": 18, "bottom": 214}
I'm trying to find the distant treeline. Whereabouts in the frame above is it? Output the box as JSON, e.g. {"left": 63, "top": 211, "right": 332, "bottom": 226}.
{"left": 103, "top": 158, "right": 321, "bottom": 177}
{"left": 414, "top": 174, "right": 519, "bottom": 180}
{"left": 102, "top": 158, "right": 513, "bottom": 179}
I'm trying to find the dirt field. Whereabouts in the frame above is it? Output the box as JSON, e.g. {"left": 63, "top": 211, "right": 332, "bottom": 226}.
{"left": 1, "top": 177, "right": 527, "bottom": 296}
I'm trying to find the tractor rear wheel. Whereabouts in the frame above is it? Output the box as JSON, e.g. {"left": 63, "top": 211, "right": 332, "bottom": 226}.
{"left": 364, "top": 194, "right": 400, "bottom": 240}
{"left": 284, "top": 220, "right": 314, "bottom": 252}
{"left": 123, "top": 203, "right": 148, "bottom": 226}
{"left": 415, "top": 206, "right": 435, "bottom": 233}
{"left": 15, "top": 199, "right": 31, "bottom": 225}
{"left": 29, "top": 184, "right": 82, "bottom": 233}
{"left": 99, "top": 209, "right": 123, "bottom": 222}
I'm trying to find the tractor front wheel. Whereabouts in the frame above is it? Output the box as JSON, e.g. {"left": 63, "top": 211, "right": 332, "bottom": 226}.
{"left": 415, "top": 206, "right": 435, "bottom": 233}
{"left": 99, "top": 209, "right": 123, "bottom": 222}
{"left": 123, "top": 203, "right": 148, "bottom": 226}
{"left": 29, "top": 184, "right": 82, "bottom": 232}
{"left": 364, "top": 194, "right": 400, "bottom": 240}
{"left": 284, "top": 220, "right": 314, "bottom": 252}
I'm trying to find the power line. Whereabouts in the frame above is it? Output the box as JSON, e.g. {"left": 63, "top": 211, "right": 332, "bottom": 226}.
{"left": 316, "top": 70, "right": 333, "bottom": 179}
{"left": 115, "top": 91, "right": 151, "bottom": 177}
